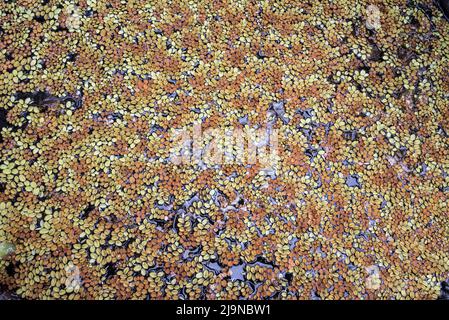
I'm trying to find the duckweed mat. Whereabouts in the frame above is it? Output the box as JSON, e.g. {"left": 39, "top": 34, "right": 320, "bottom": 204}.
{"left": 1, "top": 0, "right": 449, "bottom": 300}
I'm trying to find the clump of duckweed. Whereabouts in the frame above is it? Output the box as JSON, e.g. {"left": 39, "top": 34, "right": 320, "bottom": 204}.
{"left": 0, "top": 0, "right": 449, "bottom": 300}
